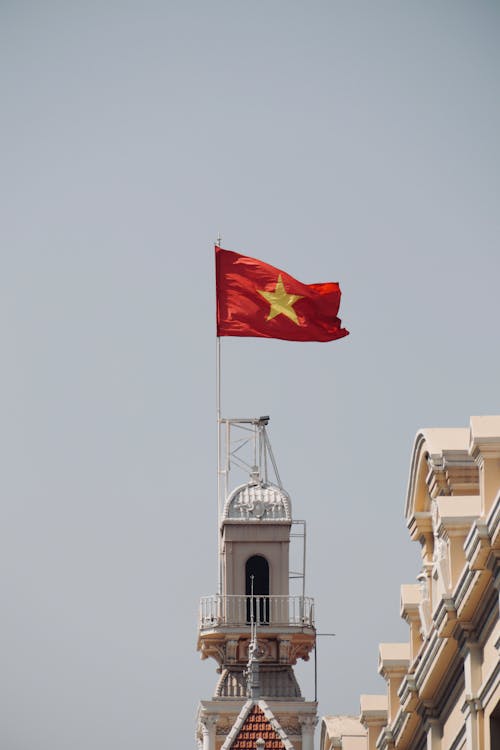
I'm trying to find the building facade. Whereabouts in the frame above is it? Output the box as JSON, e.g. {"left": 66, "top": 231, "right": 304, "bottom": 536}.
{"left": 322, "top": 415, "right": 500, "bottom": 750}
{"left": 196, "top": 418, "right": 317, "bottom": 750}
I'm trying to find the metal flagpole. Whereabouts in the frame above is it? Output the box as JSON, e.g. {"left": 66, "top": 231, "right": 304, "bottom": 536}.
{"left": 216, "top": 337, "right": 221, "bottom": 514}
{"left": 216, "top": 336, "right": 222, "bottom": 595}
{"left": 216, "top": 234, "right": 222, "bottom": 596}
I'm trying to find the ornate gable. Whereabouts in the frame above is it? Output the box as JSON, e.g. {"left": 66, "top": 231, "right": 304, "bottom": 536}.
{"left": 222, "top": 702, "right": 294, "bottom": 750}
{"left": 232, "top": 705, "right": 285, "bottom": 749}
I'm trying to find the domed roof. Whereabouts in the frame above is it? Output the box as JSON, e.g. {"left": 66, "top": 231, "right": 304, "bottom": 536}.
{"left": 223, "top": 481, "right": 291, "bottom": 521}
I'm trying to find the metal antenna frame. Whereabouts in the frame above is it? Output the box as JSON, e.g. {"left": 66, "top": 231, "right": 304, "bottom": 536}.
{"left": 218, "top": 416, "right": 283, "bottom": 523}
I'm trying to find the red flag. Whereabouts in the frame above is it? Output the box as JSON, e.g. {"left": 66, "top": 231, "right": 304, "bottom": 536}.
{"left": 216, "top": 246, "right": 349, "bottom": 342}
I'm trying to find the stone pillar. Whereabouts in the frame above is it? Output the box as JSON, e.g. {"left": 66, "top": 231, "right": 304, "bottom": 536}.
{"left": 200, "top": 715, "right": 218, "bottom": 750}
{"left": 360, "top": 694, "right": 388, "bottom": 750}
{"left": 425, "top": 718, "right": 441, "bottom": 750}
{"left": 366, "top": 721, "right": 385, "bottom": 750}
{"left": 299, "top": 715, "right": 317, "bottom": 750}
{"left": 463, "top": 698, "right": 482, "bottom": 750}
{"left": 463, "top": 640, "right": 483, "bottom": 750}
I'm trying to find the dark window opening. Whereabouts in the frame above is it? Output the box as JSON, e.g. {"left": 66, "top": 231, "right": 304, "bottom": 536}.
{"left": 246, "top": 555, "right": 269, "bottom": 624}
{"left": 490, "top": 699, "right": 500, "bottom": 749}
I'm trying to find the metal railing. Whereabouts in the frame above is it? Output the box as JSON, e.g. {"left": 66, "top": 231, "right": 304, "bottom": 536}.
{"left": 199, "top": 595, "right": 315, "bottom": 629}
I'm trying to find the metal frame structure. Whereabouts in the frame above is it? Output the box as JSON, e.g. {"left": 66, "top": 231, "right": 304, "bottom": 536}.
{"left": 217, "top": 416, "right": 282, "bottom": 520}
{"left": 216, "top": 415, "right": 307, "bottom": 599}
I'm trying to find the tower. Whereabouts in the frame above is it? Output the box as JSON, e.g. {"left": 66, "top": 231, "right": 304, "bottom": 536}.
{"left": 196, "top": 417, "right": 317, "bottom": 750}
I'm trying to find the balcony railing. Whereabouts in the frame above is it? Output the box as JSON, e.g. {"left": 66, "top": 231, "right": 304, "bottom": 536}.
{"left": 199, "top": 595, "right": 315, "bottom": 629}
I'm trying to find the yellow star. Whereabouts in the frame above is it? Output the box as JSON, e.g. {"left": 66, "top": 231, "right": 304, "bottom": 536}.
{"left": 257, "top": 275, "right": 303, "bottom": 326}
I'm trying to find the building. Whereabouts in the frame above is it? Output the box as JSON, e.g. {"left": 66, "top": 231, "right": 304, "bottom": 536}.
{"left": 321, "top": 415, "right": 500, "bottom": 750}
{"left": 196, "top": 417, "right": 318, "bottom": 750}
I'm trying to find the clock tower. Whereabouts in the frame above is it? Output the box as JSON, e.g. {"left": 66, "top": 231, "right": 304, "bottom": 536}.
{"left": 196, "top": 417, "right": 317, "bottom": 750}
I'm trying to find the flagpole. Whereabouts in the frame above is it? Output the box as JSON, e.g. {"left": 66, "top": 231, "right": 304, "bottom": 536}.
{"left": 216, "top": 335, "right": 222, "bottom": 596}
{"left": 216, "top": 235, "right": 222, "bottom": 596}
{"left": 216, "top": 335, "right": 221, "bottom": 516}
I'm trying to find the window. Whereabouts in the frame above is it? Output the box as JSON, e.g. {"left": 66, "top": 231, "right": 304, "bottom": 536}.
{"left": 246, "top": 555, "right": 269, "bottom": 624}
{"left": 490, "top": 700, "right": 500, "bottom": 749}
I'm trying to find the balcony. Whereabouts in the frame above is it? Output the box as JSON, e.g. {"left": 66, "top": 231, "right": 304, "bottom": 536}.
{"left": 199, "top": 594, "right": 315, "bottom": 630}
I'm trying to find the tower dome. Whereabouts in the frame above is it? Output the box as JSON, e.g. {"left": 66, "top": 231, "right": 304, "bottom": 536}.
{"left": 223, "top": 480, "right": 291, "bottom": 522}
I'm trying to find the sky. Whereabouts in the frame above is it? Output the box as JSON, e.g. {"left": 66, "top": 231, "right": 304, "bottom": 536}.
{"left": 1, "top": 2, "right": 500, "bottom": 748}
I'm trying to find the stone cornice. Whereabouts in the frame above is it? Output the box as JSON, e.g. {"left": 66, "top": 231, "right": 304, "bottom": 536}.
{"left": 359, "top": 694, "right": 388, "bottom": 727}
{"left": 400, "top": 584, "right": 420, "bottom": 621}
{"left": 398, "top": 674, "right": 418, "bottom": 711}
{"left": 453, "top": 562, "right": 491, "bottom": 624}
{"left": 435, "top": 496, "right": 481, "bottom": 537}
{"left": 464, "top": 519, "right": 491, "bottom": 570}
{"left": 378, "top": 643, "right": 410, "bottom": 679}
{"left": 469, "top": 444, "right": 500, "bottom": 465}
{"left": 433, "top": 595, "right": 457, "bottom": 638}
{"left": 407, "top": 512, "right": 432, "bottom": 543}
{"left": 389, "top": 707, "right": 406, "bottom": 743}
{"left": 469, "top": 416, "right": 500, "bottom": 458}
{"left": 413, "top": 627, "right": 459, "bottom": 702}
{"left": 427, "top": 455, "right": 477, "bottom": 500}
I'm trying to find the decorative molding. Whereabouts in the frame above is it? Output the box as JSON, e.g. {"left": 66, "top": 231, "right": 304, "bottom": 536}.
{"left": 298, "top": 715, "right": 318, "bottom": 730}
{"left": 226, "top": 639, "right": 239, "bottom": 663}
{"left": 281, "top": 723, "right": 301, "bottom": 735}
{"left": 278, "top": 639, "right": 291, "bottom": 664}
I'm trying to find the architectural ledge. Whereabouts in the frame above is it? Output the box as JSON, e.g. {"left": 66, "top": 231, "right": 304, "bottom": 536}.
{"left": 407, "top": 512, "right": 432, "bottom": 543}
{"left": 464, "top": 519, "right": 491, "bottom": 570}
{"left": 378, "top": 643, "right": 410, "bottom": 679}
{"left": 359, "top": 694, "right": 388, "bottom": 725}
{"left": 413, "top": 628, "right": 457, "bottom": 700}
{"left": 321, "top": 716, "right": 366, "bottom": 750}
{"left": 432, "top": 595, "right": 457, "bottom": 638}
{"left": 198, "top": 628, "right": 315, "bottom": 668}
{"left": 469, "top": 415, "right": 500, "bottom": 459}
{"left": 454, "top": 566, "right": 491, "bottom": 622}
{"left": 400, "top": 584, "right": 420, "bottom": 619}
{"left": 390, "top": 706, "right": 409, "bottom": 745}
{"left": 393, "top": 708, "right": 422, "bottom": 749}
{"left": 453, "top": 563, "right": 475, "bottom": 611}
{"left": 436, "top": 496, "right": 481, "bottom": 535}
{"left": 398, "top": 674, "right": 418, "bottom": 712}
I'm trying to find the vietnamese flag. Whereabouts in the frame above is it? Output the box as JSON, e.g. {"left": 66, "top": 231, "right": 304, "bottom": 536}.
{"left": 216, "top": 246, "right": 349, "bottom": 342}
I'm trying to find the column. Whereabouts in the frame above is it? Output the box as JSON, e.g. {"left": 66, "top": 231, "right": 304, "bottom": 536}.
{"left": 463, "top": 640, "right": 483, "bottom": 750}
{"left": 425, "top": 718, "right": 441, "bottom": 750}
{"left": 299, "top": 715, "right": 317, "bottom": 750}
{"left": 200, "top": 715, "right": 218, "bottom": 750}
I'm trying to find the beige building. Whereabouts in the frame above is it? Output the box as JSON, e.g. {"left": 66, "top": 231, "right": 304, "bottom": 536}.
{"left": 321, "top": 416, "right": 500, "bottom": 750}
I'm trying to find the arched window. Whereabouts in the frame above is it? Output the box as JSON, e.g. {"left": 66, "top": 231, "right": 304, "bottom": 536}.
{"left": 246, "top": 555, "right": 269, "bottom": 625}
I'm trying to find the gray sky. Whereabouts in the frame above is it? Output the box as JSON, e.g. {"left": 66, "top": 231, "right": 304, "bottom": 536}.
{"left": 1, "top": 2, "right": 499, "bottom": 748}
